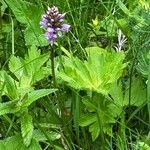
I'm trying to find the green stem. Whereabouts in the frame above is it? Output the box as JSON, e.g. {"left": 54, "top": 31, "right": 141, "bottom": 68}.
{"left": 5, "top": 115, "right": 15, "bottom": 137}
{"left": 50, "top": 45, "right": 73, "bottom": 149}
{"left": 11, "top": 17, "right": 14, "bottom": 55}
{"left": 50, "top": 46, "right": 57, "bottom": 87}
{"left": 97, "top": 108, "right": 105, "bottom": 148}
{"left": 147, "top": 58, "right": 150, "bottom": 126}
{"left": 117, "top": 111, "right": 127, "bottom": 150}
{"left": 129, "top": 49, "right": 138, "bottom": 106}
{"left": 93, "top": 92, "right": 106, "bottom": 148}
{"left": 72, "top": 90, "right": 80, "bottom": 145}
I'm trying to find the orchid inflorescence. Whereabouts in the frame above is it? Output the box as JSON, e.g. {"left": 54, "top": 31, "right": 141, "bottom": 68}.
{"left": 40, "top": 6, "right": 70, "bottom": 45}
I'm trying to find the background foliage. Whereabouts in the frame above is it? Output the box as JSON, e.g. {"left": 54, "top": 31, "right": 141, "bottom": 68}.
{"left": 1, "top": 0, "right": 150, "bottom": 149}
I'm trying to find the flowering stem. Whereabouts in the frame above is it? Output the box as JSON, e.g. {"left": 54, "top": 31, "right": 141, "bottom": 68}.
{"left": 50, "top": 46, "right": 57, "bottom": 87}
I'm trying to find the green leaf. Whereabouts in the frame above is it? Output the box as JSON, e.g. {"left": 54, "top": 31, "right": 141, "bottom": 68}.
{"left": 79, "top": 93, "right": 119, "bottom": 141}
{"left": 33, "top": 129, "right": 61, "bottom": 142}
{"left": 0, "top": 71, "right": 6, "bottom": 96}
{"left": 23, "top": 4, "right": 48, "bottom": 46}
{"left": 9, "top": 45, "right": 50, "bottom": 88}
{"left": 82, "top": 98, "right": 97, "bottom": 112}
{"left": 136, "top": 142, "right": 150, "bottom": 150}
{"left": 24, "top": 26, "right": 48, "bottom": 46}
{"left": 109, "top": 77, "right": 146, "bottom": 107}
{"left": 0, "top": 141, "right": 6, "bottom": 150}
{"left": 116, "top": 0, "right": 130, "bottom": 16}
{"left": 0, "top": 101, "right": 19, "bottom": 116}
{"left": 5, "top": 0, "right": 34, "bottom": 24}
{"left": 1, "top": 0, "right": 7, "bottom": 16}
{"left": 27, "top": 139, "right": 42, "bottom": 150}
{"left": 9, "top": 55, "right": 23, "bottom": 79}
{"left": 89, "top": 121, "right": 100, "bottom": 141}
{"left": 0, "top": 134, "right": 26, "bottom": 150}
{"left": 5, "top": 0, "right": 48, "bottom": 46}
{"left": 25, "top": 46, "right": 49, "bottom": 74}
{"left": 3, "top": 71, "right": 18, "bottom": 100}
{"left": 59, "top": 47, "right": 126, "bottom": 95}
{"left": 5, "top": 0, "right": 41, "bottom": 24}
{"left": 79, "top": 113, "right": 97, "bottom": 126}
{"left": 124, "top": 78, "right": 146, "bottom": 106}
{"left": 23, "top": 45, "right": 49, "bottom": 83}
{"left": 21, "top": 112, "right": 34, "bottom": 147}
{"left": 22, "top": 89, "right": 57, "bottom": 107}
{"left": 137, "top": 52, "right": 149, "bottom": 77}
{"left": 0, "top": 134, "right": 42, "bottom": 150}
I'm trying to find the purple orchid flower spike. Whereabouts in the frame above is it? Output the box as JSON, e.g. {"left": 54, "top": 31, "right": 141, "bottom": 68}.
{"left": 40, "top": 6, "right": 70, "bottom": 45}
{"left": 61, "top": 24, "right": 70, "bottom": 32}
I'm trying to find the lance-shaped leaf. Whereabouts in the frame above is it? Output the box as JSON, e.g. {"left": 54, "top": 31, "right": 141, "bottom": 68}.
{"left": 0, "top": 101, "right": 19, "bottom": 116}
{"left": 21, "top": 112, "right": 34, "bottom": 147}
{"left": 3, "top": 71, "right": 18, "bottom": 100}
{"left": 21, "top": 89, "right": 57, "bottom": 107}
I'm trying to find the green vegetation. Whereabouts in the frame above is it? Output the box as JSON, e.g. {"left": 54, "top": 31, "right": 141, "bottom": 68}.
{"left": 0, "top": 0, "right": 150, "bottom": 149}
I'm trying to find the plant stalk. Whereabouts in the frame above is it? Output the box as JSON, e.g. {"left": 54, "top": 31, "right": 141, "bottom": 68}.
{"left": 50, "top": 46, "right": 57, "bottom": 87}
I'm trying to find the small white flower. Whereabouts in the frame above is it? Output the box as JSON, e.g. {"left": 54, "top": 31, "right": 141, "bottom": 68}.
{"left": 114, "top": 29, "right": 127, "bottom": 52}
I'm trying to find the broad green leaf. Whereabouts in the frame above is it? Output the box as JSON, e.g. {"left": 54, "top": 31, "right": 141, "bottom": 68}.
{"left": 59, "top": 47, "right": 126, "bottom": 95}
{"left": 0, "top": 134, "right": 26, "bottom": 150}
{"left": 101, "top": 18, "right": 117, "bottom": 37}
{"left": 5, "top": 0, "right": 48, "bottom": 46}
{"left": 22, "top": 89, "right": 57, "bottom": 107}
{"left": 21, "top": 112, "right": 34, "bottom": 147}
{"left": 23, "top": 5, "right": 48, "bottom": 46}
{"left": 5, "top": 0, "right": 29, "bottom": 23}
{"left": 108, "top": 82, "right": 124, "bottom": 107}
{"left": 59, "top": 47, "right": 126, "bottom": 140}
{"left": 139, "top": 0, "right": 150, "bottom": 10}
{"left": 80, "top": 111, "right": 114, "bottom": 141}
{"left": 124, "top": 78, "right": 146, "bottom": 106}
{"left": 24, "top": 26, "right": 48, "bottom": 46}
{"left": 18, "top": 76, "right": 33, "bottom": 94}
{"left": 109, "top": 77, "right": 146, "bottom": 107}
{"left": 9, "top": 45, "right": 50, "bottom": 88}
{"left": 102, "top": 124, "right": 113, "bottom": 136}
{"left": 79, "top": 93, "right": 119, "bottom": 141}
{"left": 23, "top": 45, "right": 49, "bottom": 83}
{"left": 82, "top": 98, "right": 97, "bottom": 112}
{"left": 5, "top": 0, "right": 41, "bottom": 24}
{"left": 79, "top": 113, "right": 97, "bottom": 126}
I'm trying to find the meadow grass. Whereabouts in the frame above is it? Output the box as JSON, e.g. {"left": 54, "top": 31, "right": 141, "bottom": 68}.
{"left": 0, "top": 0, "right": 150, "bottom": 149}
